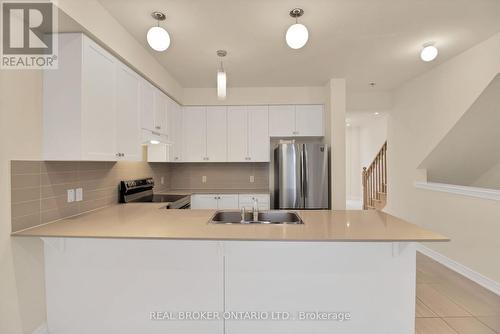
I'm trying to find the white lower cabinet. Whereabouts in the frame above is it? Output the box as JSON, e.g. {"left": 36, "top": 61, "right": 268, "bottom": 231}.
{"left": 44, "top": 239, "right": 415, "bottom": 334}
{"left": 191, "top": 194, "right": 239, "bottom": 209}
{"left": 238, "top": 194, "right": 270, "bottom": 210}
{"left": 191, "top": 194, "right": 269, "bottom": 210}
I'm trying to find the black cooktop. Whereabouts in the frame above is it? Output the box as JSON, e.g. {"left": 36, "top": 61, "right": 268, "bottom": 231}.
{"left": 130, "top": 194, "right": 188, "bottom": 203}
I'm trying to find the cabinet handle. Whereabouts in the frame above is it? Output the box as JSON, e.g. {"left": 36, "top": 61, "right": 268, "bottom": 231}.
{"left": 155, "top": 126, "right": 161, "bottom": 129}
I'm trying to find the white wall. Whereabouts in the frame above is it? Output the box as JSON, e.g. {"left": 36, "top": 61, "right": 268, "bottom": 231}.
{"left": 346, "top": 126, "right": 361, "bottom": 200}
{"left": 53, "top": 0, "right": 183, "bottom": 103}
{"left": 386, "top": 31, "right": 500, "bottom": 283}
{"left": 182, "top": 86, "right": 326, "bottom": 105}
{"left": 327, "top": 79, "right": 347, "bottom": 210}
{"left": 0, "top": 71, "right": 47, "bottom": 334}
{"left": 359, "top": 115, "right": 388, "bottom": 168}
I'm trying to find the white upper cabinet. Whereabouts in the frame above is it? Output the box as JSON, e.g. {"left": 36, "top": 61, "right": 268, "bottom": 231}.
{"left": 227, "top": 106, "right": 248, "bottom": 162}
{"left": 80, "top": 36, "right": 117, "bottom": 161}
{"left": 295, "top": 104, "right": 324, "bottom": 136}
{"left": 139, "top": 79, "right": 155, "bottom": 132}
{"left": 43, "top": 33, "right": 141, "bottom": 161}
{"left": 153, "top": 89, "right": 168, "bottom": 136}
{"left": 247, "top": 105, "right": 270, "bottom": 161}
{"left": 168, "top": 99, "right": 183, "bottom": 161}
{"left": 269, "top": 104, "right": 324, "bottom": 137}
{"left": 183, "top": 106, "right": 207, "bottom": 162}
{"left": 206, "top": 106, "right": 227, "bottom": 162}
{"left": 183, "top": 106, "right": 228, "bottom": 162}
{"left": 115, "top": 63, "right": 141, "bottom": 161}
{"left": 268, "top": 105, "right": 295, "bottom": 137}
{"left": 228, "top": 106, "right": 270, "bottom": 162}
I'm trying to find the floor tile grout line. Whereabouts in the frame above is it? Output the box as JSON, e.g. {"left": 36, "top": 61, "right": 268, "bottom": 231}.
{"left": 473, "top": 316, "right": 500, "bottom": 334}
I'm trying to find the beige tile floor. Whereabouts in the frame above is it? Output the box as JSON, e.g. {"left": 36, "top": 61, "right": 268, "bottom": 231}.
{"left": 416, "top": 252, "right": 500, "bottom": 333}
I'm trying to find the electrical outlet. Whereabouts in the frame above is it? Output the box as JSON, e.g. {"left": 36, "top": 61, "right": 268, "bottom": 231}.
{"left": 161, "top": 176, "right": 165, "bottom": 185}
{"left": 67, "top": 189, "right": 75, "bottom": 203}
{"left": 75, "top": 188, "right": 83, "bottom": 202}
{"left": 249, "top": 175, "right": 255, "bottom": 183}
{"left": 202, "top": 175, "right": 207, "bottom": 183}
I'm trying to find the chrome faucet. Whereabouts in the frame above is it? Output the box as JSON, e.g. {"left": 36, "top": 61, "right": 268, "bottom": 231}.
{"left": 240, "top": 207, "right": 246, "bottom": 222}
{"left": 252, "top": 197, "right": 259, "bottom": 222}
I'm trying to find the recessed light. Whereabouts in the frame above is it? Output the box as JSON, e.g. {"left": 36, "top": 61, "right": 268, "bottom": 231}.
{"left": 420, "top": 43, "right": 438, "bottom": 62}
{"left": 149, "top": 140, "right": 160, "bottom": 145}
{"left": 374, "top": 112, "right": 380, "bottom": 116}
{"left": 346, "top": 123, "right": 351, "bottom": 127}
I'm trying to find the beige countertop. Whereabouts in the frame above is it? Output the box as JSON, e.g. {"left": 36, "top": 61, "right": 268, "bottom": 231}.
{"left": 12, "top": 204, "right": 448, "bottom": 242}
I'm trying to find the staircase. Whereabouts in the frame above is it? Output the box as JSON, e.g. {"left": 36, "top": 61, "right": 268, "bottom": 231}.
{"left": 362, "top": 141, "right": 387, "bottom": 210}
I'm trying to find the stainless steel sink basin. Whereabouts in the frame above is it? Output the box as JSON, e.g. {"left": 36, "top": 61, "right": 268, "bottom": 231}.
{"left": 209, "top": 210, "right": 304, "bottom": 225}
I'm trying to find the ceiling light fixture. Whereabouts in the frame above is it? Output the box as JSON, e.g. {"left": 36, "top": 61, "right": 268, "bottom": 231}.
{"left": 286, "top": 8, "right": 309, "bottom": 49}
{"left": 420, "top": 43, "right": 438, "bottom": 62}
{"left": 147, "top": 11, "right": 171, "bottom": 52}
{"left": 149, "top": 139, "right": 160, "bottom": 145}
{"left": 216, "top": 50, "right": 227, "bottom": 100}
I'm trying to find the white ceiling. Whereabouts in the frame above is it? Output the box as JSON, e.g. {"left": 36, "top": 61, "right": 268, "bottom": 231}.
{"left": 98, "top": 0, "right": 500, "bottom": 92}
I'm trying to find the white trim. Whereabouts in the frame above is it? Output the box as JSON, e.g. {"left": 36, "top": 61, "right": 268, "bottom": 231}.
{"left": 417, "top": 244, "right": 500, "bottom": 296}
{"left": 32, "top": 323, "right": 49, "bottom": 334}
{"left": 414, "top": 181, "right": 500, "bottom": 201}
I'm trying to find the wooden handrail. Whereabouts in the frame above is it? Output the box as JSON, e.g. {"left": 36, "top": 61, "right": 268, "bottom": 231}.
{"left": 362, "top": 141, "right": 387, "bottom": 210}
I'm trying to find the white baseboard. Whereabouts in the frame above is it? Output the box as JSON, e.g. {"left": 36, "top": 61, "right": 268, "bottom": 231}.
{"left": 417, "top": 244, "right": 500, "bottom": 296}
{"left": 32, "top": 323, "right": 49, "bottom": 334}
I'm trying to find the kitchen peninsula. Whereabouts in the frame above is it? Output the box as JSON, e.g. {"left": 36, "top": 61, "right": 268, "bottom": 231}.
{"left": 13, "top": 206, "right": 447, "bottom": 334}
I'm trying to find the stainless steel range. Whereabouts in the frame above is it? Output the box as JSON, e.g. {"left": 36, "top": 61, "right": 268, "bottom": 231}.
{"left": 119, "top": 178, "right": 190, "bottom": 209}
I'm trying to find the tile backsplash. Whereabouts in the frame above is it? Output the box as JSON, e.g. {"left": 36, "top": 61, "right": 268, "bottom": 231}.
{"left": 10, "top": 160, "right": 270, "bottom": 232}
{"left": 168, "top": 163, "right": 269, "bottom": 191}
{"left": 10, "top": 161, "right": 170, "bottom": 232}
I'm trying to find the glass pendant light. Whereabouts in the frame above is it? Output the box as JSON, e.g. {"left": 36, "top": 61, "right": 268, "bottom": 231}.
{"left": 216, "top": 50, "right": 227, "bottom": 100}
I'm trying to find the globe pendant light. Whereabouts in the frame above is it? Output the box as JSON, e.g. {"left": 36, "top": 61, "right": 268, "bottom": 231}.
{"left": 286, "top": 8, "right": 309, "bottom": 49}
{"left": 420, "top": 43, "right": 438, "bottom": 62}
{"left": 216, "top": 50, "right": 227, "bottom": 100}
{"left": 147, "top": 11, "right": 171, "bottom": 52}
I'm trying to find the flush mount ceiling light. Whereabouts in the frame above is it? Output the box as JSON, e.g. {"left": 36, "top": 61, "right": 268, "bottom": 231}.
{"left": 286, "top": 8, "right": 309, "bottom": 49}
{"left": 420, "top": 43, "right": 438, "bottom": 62}
{"left": 147, "top": 11, "right": 171, "bottom": 52}
{"left": 216, "top": 50, "right": 227, "bottom": 100}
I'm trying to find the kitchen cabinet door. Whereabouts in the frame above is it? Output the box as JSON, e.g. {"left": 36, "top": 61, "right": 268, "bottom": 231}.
{"left": 44, "top": 238, "right": 224, "bottom": 334}
{"left": 139, "top": 80, "right": 155, "bottom": 131}
{"left": 116, "top": 63, "right": 141, "bottom": 161}
{"left": 227, "top": 106, "right": 248, "bottom": 162}
{"left": 169, "top": 101, "right": 183, "bottom": 162}
{"left": 206, "top": 106, "right": 227, "bottom": 162}
{"left": 217, "top": 194, "right": 239, "bottom": 209}
{"left": 247, "top": 106, "right": 269, "bottom": 162}
{"left": 295, "top": 105, "right": 324, "bottom": 136}
{"left": 183, "top": 106, "right": 206, "bottom": 162}
{"left": 268, "top": 105, "right": 295, "bottom": 137}
{"left": 81, "top": 37, "right": 117, "bottom": 161}
{"left": 191, "top": 194, "right": 218, "bottom": 209}
{"left": 153, "top": 89, "right": 168, "bottom": 136}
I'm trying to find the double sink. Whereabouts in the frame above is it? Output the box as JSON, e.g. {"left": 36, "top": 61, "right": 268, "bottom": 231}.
{"left": 209, "top": 210, "right": 304, "bottom": 225}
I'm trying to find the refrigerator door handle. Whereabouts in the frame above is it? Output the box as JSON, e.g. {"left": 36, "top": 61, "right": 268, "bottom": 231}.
{"left": 302, "top": 147, "right": 308, "bottom": 204}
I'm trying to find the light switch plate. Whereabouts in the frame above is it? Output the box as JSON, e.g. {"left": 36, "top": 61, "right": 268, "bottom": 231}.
{"left": 202, "top": 176, "right": 207, "bottom": 183}
{"left": 67, "top": 189, "right": 75, "bottom": 203}
{"left": 161, "top": 176, "right": 165, "bottom": 185}
{"left": 75, "top": 188, "right": 83, "bottom": 202}
{"left": 249, "top": 175, "right": 255, "bottom": 183}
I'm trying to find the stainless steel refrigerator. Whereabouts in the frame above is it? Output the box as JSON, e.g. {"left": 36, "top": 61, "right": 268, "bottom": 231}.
{"left": 274, "top": 143, "right": 329, "bottom": 209}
